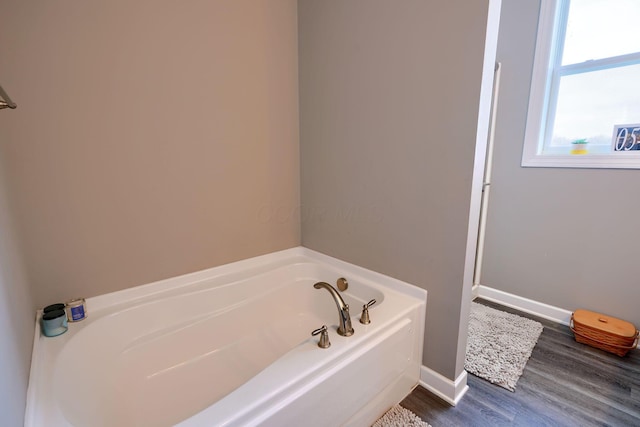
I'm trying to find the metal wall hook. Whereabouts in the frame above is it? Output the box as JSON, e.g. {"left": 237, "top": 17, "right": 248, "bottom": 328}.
{"left": 359, "top": 299, "right": 376, "bottom": 324}
{"left": 0, "top": 85, "right": 17, "bottom": 110}
{"left": 311, "top": 325, "right": 331, "bottom": 348}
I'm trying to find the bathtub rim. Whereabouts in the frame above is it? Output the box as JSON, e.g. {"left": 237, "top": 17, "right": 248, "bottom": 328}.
{"left": 89, "top": 246, "right": 425, "bottom": 313}
{"left": 24, "top": 246, "right": 427, "bottom": 426}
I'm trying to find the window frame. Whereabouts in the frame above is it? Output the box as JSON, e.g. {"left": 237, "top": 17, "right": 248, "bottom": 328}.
{"left": 521, "top": 0, "right": 640, "bottom": 169}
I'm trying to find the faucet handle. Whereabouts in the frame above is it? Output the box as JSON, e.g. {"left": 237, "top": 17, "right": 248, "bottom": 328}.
{"left": 312, "top": 325, "right": 331, "bottom": 348}
{"left": 359, "top": 299, "right": 377, "bottom": 325}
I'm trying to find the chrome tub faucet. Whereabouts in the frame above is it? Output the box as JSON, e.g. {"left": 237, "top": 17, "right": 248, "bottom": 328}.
{"left": 313, "top": 281, "right": 354, "bottom": 336}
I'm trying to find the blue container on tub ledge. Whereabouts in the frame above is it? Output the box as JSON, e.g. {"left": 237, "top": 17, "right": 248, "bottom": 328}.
{"left": 42, "top": 304, "right": 68, "bottom": 337}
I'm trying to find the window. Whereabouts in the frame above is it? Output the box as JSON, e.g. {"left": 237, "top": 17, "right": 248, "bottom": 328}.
{"left": 522, "top": 0, "right": 640, "bottom": 168}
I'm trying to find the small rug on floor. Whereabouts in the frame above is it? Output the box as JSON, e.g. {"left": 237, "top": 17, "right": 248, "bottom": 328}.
{"left": 372, "top": 405, "right": 432, "bottom": 427}
{"left": 465, "top": 302, "right": 544, "bottom": 392}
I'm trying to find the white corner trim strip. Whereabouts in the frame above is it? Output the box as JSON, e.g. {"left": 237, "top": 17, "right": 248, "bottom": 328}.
{"left": 477, "top": 285, "right": 573, "bottom": 325}
{"left": 419, "top": 365, "right": 469, "bottom": 406}
{"left": 24, "top": 312, "right": 42, "bottom": 426}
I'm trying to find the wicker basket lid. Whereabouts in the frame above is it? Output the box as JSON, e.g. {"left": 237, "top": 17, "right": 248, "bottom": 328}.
{"left": 573, "top": 309, "right": 637, "bottom": 338}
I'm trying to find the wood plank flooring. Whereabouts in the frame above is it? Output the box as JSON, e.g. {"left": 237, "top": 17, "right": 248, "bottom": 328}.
{"left": 400, "top": 299, "right": 640, "bottom": 426}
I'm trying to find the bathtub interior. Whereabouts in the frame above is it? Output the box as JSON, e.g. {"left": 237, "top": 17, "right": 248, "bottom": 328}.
{"left": 51, "top": 261, "right": 388, "bottom": 427}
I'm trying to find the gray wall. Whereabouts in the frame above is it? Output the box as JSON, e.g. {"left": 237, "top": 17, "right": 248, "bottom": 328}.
{"left": 0, "top": 2, "right": 299, "bottom": 422}
{"left": 0, "top": 0, "right": 300, "bottom": 309}
{"left": 0, "top": 157, "right": 34, "bottom": 426}
{"left": 483, "top": 0, "right": 640, "bottom": 327}
{"left": 299, "top": 0, "right": 496, "bottom": 379}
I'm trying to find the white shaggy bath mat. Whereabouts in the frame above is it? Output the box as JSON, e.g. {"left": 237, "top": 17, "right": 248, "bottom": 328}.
{"left": 372, "top": 405, "right": 431, "bottom": 427}
{"left": 465, "top": 302, "right": 544, "bottom": 392}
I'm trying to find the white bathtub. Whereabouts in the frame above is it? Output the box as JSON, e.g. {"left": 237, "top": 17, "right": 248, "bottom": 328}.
{"left": 25, "top": 247, "right": 426, "bottom": 426}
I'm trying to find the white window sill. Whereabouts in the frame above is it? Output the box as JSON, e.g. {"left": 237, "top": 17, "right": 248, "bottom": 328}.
{"left": 522, "top": 153, "right": 640, "bottom": 169}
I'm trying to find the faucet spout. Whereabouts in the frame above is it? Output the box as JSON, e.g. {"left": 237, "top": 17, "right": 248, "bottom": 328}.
{"left": 313, "top": 281, "right": 354, "bottom": 336}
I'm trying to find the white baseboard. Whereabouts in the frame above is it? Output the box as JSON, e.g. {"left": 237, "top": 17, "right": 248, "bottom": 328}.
{"left": 419, "top": 365, "right": 469, "bottom": 406}
{"left": 476, "top": 285, "right": 640, "bottom": 349}
{"left": 423, "top": 285, "right": 637, "bottom": 407}
{"left": 476, "top": 285, "right": 572, "bottom": 325}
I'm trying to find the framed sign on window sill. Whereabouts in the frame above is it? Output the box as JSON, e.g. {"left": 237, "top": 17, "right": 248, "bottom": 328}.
{"left": 612, "top": 124, "right": 640, "bottom": 152}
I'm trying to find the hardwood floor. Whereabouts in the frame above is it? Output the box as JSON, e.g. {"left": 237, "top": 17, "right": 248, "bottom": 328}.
{"left": 400, "top": 299, "right": 640, "bottom": 426}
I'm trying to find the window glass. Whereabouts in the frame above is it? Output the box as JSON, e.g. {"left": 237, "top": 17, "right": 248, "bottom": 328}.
{"left": 523, "top": 0, "right": 640, "bottom": 167}
{"left": 549, "top": 63, "right": 640, "bottom": 150}
{"left": 562, "top": 0, "right": 640, "bottom": 65}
